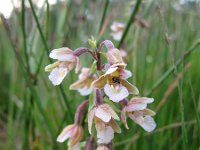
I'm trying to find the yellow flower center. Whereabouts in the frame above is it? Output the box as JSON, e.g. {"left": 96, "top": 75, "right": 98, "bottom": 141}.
{"left": 108, "top": 70, "right": 121, "bottom": 86}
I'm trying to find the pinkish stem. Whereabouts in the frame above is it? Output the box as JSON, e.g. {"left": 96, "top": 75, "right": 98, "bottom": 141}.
{"left": 96, "top": 40, "right": 115, "bottom": 70}
{"left": 73, "top": 47, "right": 96, "bottom": 60}
{"left": 98, "top": 40, "right": 115, "bottom": 52}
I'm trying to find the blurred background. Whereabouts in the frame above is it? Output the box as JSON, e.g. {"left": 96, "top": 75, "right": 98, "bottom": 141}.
{"left": 0, "top": 0, "right": 200, "bottom": 149}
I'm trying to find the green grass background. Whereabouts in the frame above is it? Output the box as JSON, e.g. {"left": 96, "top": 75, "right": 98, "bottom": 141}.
{"left": 0, "top": 0, "right": 200, "bottom": 149}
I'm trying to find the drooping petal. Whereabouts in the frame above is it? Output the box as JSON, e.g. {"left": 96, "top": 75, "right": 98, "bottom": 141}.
{"left": 119, "top": 69, "right": 132, "bottom": 79}
{"left": 125, "top": 103, "right": 147, "bottom": 112}
{"left": 68, "top": 126, "right": 83, "bottom": 147}
{"left": 95, "top": 107, "right": 112, "bottom": 123}
{"left": 104, "top": 84, "right": 129, "bottom": 102}
{"left": 110, "top": 22, "right": 125, "bottom": 32}
{"left": 70, "top": 77, "right": 91, "bottom": 89}
{"left": 97, "top": 104, "right": 120, "bottom": 120}
{"left": 77, "top": 87, "right": 93, "bottom": 96}
{"left": 45, "top": 61, "right": 60, "bottom": 72}
{"left": 88, "top": 108, "right": 95, "bottom": 134}
{"left": 111, "top": 32, "right": 123, "bottom": 41}
{"left": 106, "top": 48, "right": 125, "bottom": 66}
{"left": 48, "top": 67, "right": 68, "bottom": 85}
{"left": 120, "top": 79, "right": 139, "bottom": 95}
{"left": 139, "top": 116, "right": 156, "bottom": 132}
{"left": 105, "top": 67, "right": 118, "bottom": 75}
{"left": 128, "top": 111, "right": 156, "bottom": 132}
{"left": 92, "top": 75, "right": 107, "bottom": 89}
{"left": 128, "top": 111, "right": 143, "bottom": 125}
{"left": 57, "top": 125, "right": 75, "bottom": 143}
{"left": 142, "top": 109, "right": 156, "bottom": 116}
{"left": 130, "top": 97, "right": 154, "bottom": 104}
{"left": 78, "top": 67, "right": 90, "bottom": 79}
{"left": 108, "top": 119, "right": 121, "bottom": 133}
{"left": 121, "top": 108, "right": 129, "bottom": 129}
{"left": 49, "top": 47, "right": 75, "bottom": 61}
{"left": 111, "top": 62, "right": 127, "bottom": 69}
{"left": 96, "top": 125, "right": 114, "bottom": 144}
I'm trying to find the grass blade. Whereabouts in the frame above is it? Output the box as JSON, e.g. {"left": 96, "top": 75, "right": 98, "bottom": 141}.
{"left": 117, "top": 0, "right": 142, "bottom": 48}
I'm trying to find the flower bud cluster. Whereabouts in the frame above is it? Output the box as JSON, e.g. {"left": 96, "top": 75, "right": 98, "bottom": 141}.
{"left": 45, "top": 40, "right": 156, "bottom": 149}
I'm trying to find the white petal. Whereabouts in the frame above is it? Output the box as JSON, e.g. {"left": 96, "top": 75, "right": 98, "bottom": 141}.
{"left": 120, "top": 69, "right": 132, "bottom": 79}
{"left": 57, "top": 126, "right": 74, "bottom": 143}
{"left": 95, "top": 107, "right": 112, "bottom": 122}
{"left": 104, "top": 84, "right": 129, "bottom": 102}
{"left": 129, "top": 111, "right": 156, "bottom": 132}
{"left": 96, "top": 125, "right": 114, "bottom": 144}
{"left": 128, "top": 111, "right": 144, "bottom": 124}
{"left": 140, "top": 116, "right": 156, "bottom": 132}
{"left": 49, "top": 47, "right": 75, "bottom": 61}
{"left": 110, "top": 22, "right": 125, "bottom": 32}
{"left": 131, "top": 97, "right": 154, "bottom": 104}
{"left": 105, "top": 67, "right": 118, "bottom": 75}
{"left": 111, "top": 32, "right": 123, "bottom": 41}
{"left": 48, "top": 67, "right": 68, "bottom": 85}
{"left": 125, "top": 103, "right": 147, "bottom": 112}
{"left": 77, "top": 87, "right": 93, "bottom": 96}
{"left": 78, "top": 67, "right": 90, "bottom": 79}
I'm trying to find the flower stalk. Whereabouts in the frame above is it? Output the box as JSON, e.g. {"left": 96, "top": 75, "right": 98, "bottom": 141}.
{"left": 73, "top": 47, "right": 96, "bottom": 60}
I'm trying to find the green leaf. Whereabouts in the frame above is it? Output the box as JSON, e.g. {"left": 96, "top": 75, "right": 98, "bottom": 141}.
{"left": 89, "top": 92, "right": 95, "bottom": 111}
{"left": 90, "top": 61, "right": 97, "bottom": 75}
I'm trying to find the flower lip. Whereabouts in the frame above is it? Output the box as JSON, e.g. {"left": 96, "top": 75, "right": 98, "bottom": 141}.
{"left": 104, "top": 84, "right": 129, "bottom": 102}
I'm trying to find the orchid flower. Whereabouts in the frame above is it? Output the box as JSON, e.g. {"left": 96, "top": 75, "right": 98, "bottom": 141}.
{"left": 45, "top": 47, "right": 80, "bottom": 85}
{"left": 70, "top": 68, "right": 96, "bottom": 96}
{"left": 88, "top": 103, "right": 121, "bottom": 145}
{"left": 57, "top": 124, "right": 83, "bottom": 149}
{"left": 88, "top": 103, "right": 121, "bottom": 134}
{"left": 92, "top": 66, "right": 139, "bottom": 102}
{"left": 121, "top": 97, "right": 156, "bottom": 132}
{"left": 110, "top": 22, "right": 125, "bottom": 41}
